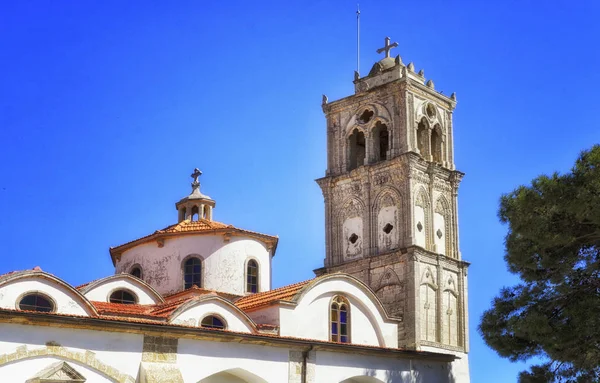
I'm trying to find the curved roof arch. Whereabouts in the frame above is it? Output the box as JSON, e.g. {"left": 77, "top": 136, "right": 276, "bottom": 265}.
{"left": 169, "top": 295, "right": 258, "bottom": 333}
{"left": 0, "top": 269, "right": 99, "bottom": 317}
{"left": 79, "top": 274, "right": 165, "bottom": 304}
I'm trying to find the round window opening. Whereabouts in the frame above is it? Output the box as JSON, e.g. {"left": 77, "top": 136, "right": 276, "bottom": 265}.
{"left": 19, "top": 293, "right": 54, "bottom": 312}
{"left": 109, "top": 289, "right": 137, "bottom": 304}
{"left": 201, "top": 315, "right": 226, "bottom": 329}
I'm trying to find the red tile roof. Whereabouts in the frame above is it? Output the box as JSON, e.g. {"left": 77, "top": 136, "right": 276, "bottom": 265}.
{"left": 235, "top": 279, "right": 312, "bottom": 311}
{"left": 109, "top": 219, "right": 278, "bottom": 265}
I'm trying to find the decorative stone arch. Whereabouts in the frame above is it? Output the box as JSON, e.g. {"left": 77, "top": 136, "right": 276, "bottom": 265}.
{"left": 414, "top": 187, "right": 432, "bottom": 251}
{"left": 434, "top": 195, "right": 453, "bottom": 257}
{"left": 0, "top": 345, "right": 135, "bottom": 383}
{"left": 372, "top": 186, "right": 404, "bottom": 253}
{"left": 335, "top": 196, "right": 366, "bottom": 262}
{"left": 181, "top": 253, "right": 205, "bottom": 289}
{"left": 415, "top": 117, "right": 430, "bottom": 158}
{"left": 372, "top": 267, "right": 404, "bottom": 319}
{"left": 419, "top": 266, "right": 438, "bottom": 342}
{"left": 345, "top": 102, "right": 393, "bottom": 170}
{"left": 442, "top": 274, "right": 460, "bottom": 346}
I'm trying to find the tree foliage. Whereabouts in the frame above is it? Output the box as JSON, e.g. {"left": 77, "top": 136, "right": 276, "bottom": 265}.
{"left": 479, "top": 145, "right": 600, "bottom": 382}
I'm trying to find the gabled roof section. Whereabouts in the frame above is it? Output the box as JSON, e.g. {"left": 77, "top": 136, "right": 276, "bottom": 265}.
{"left": 0, "top": 269, "right": 99, "bottom": 317}
{"left": 78, "top": 274, "right": 165, "bottom": 304}
{"left": 235, "top": 279, "right": 313, "bottom": 311}
{"left": 26, "top": 361, "right": 86, "bottom": 382}
{"left": 109, "top": 219, "right": 278, "bottom": 265}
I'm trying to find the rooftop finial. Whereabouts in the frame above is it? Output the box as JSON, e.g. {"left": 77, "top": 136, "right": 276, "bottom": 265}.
{"left": 376, "top": 37, "right": 398, "bottom": 59}
{"left": 191, "top": 168, "right": 202, "bottom": 192}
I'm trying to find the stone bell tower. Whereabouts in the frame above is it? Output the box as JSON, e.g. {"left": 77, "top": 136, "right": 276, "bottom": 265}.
{"left": 315, "top": 37, "right": 469, "bottom": 354}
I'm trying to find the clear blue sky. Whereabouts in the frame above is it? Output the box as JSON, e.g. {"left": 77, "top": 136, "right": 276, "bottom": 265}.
{"left": 1, "top": 1, "right": 599, "bottom": 381}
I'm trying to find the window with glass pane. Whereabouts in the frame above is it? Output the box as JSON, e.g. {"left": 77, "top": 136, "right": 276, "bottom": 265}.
{"left": 330, "top": 295, "right": 350, "bottom": 343}
{"left": 184, "top": 257, "right": 202, "bottom": 289}
{"left": 246, "top": 260, "right": 259, "bottom": 293}
{"left": 201, "top": 315, "right": 226, "bottom": 329}
{"left": 19, "top": 294, "right": 54, "bottom": 312}
{"left": 109, "top": 290, "right": 137, "bottom": 304}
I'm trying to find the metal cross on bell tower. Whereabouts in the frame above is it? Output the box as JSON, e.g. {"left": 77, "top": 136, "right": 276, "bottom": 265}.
{"left": 376, "top": 37, "right": 398, "bottom": 58}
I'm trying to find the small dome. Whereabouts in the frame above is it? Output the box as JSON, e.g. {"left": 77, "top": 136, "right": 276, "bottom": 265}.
{"left": 368, "top": 57, "right": 396, "bottom": 76}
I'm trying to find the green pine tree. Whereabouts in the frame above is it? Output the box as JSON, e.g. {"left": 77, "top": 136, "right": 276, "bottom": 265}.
{"left": 480, "top": 145, "right": 600, "bottom": 382}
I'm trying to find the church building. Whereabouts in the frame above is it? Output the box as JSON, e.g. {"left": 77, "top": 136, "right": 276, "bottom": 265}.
{"left": 0, "top": 37, "right": 470, "bottom": 382}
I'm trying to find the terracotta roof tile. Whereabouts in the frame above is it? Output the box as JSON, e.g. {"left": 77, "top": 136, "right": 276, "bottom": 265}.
{"left": 109, "top": 219, "right": 278, "bottom": 265}
{"left": 164, "top": 286, "right": 240, "bottom": 302}
{"left": 235, "top": 279, "right": 313, "bottom": 311}
{"left": 92, "top": 301, "right": 154, "bottom": 316}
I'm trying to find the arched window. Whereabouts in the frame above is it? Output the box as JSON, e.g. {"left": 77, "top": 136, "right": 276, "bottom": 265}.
{"left": 109, "top": 289, "right": 137, "bottom": 304}
{"left": 330, "top": 295, "right": 350, "bottom": 343}
{"left": 191, "top": 206, "right": 199, "bottom": 221}
{"left": 431, "top": 126, "right": 443, "bottom": 163}
{"left": 371, "top": 121, "right": 390, "bottom": 162}
{"left": 130, "top": 266, "right": 142, "bottom": 279}
{"left": 416, "top": 119, "right": 429, "bottom": 158}
{"left": 348, "top": 128, "right": 366, "bottom": 170}
{"left": 246, "top": 259, "right": 259, "bottom": 293}
{"left": 184, "top": 257, "right": 202, "bottom": 289}
{"left": 18, "top": 293, "right": 54, "bottom": 312}
{"left": 201, "top": 315, "right": 226, "bottom": 329}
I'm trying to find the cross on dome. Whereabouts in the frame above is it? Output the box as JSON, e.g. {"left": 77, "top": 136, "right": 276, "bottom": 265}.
{"left": 191, "top": 168, "right": 202, "bottom": 191}
{"left": 176, "top": 168, "right": 215, "bottom": 222}
{"left": 376, "top": 37, "right": 398, "bottom": 58}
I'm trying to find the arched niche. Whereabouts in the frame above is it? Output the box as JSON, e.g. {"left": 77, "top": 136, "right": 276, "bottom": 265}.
{"left": 419, "top": 267, "right": 438, "bottom": 342}
{"left": 373, "top": 189, "right": 401, "bottom": 253}
{"left": 442, "top": 275, "right": 459, "bottom": 347}
{"left": 414, "top": 188, "right": 431, "bottom": 251}
{"left": 433, "top": 196, "right": 452, "bottom": 257}
{"left": 339, "top": 197, "right": 365, "bottom": 260}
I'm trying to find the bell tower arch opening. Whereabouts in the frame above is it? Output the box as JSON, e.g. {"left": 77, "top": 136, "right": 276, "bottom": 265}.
{"left": 348, "top": 128, "right": 366, "bottom": 171}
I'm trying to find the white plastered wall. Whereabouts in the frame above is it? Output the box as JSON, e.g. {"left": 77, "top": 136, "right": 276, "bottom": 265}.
{"left": 116, "top": 235, "right": 271, "bottom": 296}
{"left": 0, "top": 322, "right": 143, "bottom": 381}
{"left": 170, "top": 299, "right": 254, "bottom": 332}
{"left": 0, "top": 278, "right": 90, "bottom": 316}
{"left": 177, "top": 339, "right": 289, "bottom": 383}
{"left": 83, "top": 278, "right": 161, "bottom": 304}
{"left": 315, "top": 350, "right": 453, "bottom": 383}
{"left": 278, "top": 278, "right": 398, "bottom": 348}
{"left": 244, "top": 304, "right": 280, "bottom": 327}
